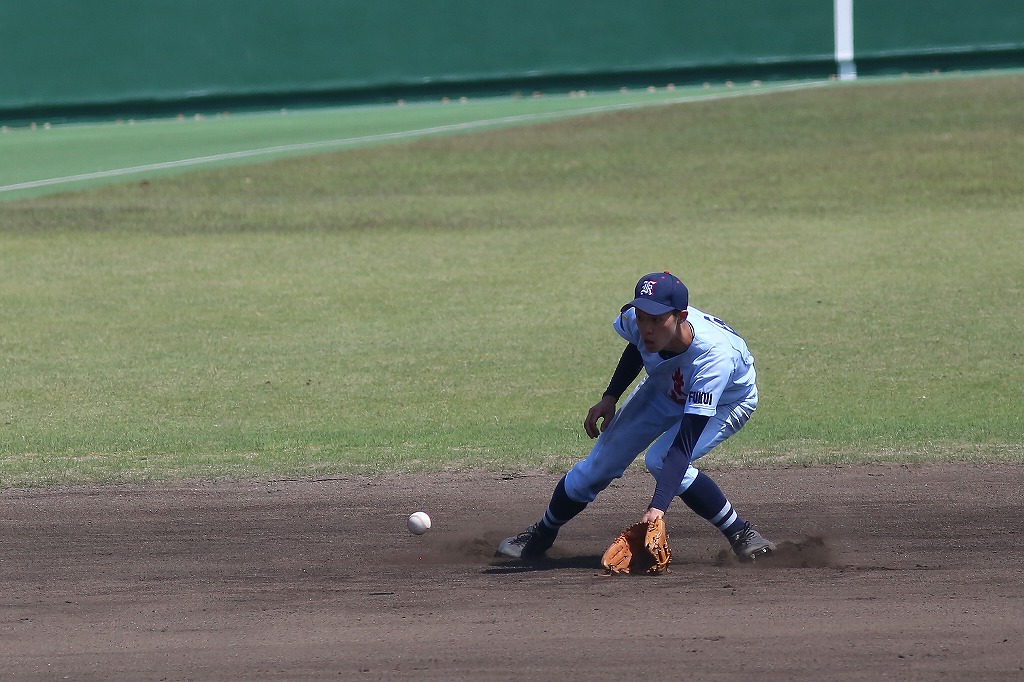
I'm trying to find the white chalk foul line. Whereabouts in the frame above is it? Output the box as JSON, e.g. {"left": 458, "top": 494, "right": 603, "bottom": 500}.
{"left": 0, "top": 81, "right": 828, "bottom": 194}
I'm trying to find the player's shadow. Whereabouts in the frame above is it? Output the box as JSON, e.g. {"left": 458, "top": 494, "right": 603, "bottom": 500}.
{"left": 482, "top": 554, "right": 604, "bottom": 574}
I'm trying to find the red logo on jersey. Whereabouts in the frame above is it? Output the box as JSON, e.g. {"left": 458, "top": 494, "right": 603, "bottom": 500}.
{"left": 670, "top": 368, "right": 686, "bottom": 405}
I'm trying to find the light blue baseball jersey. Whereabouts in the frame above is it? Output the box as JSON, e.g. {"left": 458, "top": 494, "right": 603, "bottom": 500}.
{"left": 612, "top": 306, "right": 757, "bottom": 416}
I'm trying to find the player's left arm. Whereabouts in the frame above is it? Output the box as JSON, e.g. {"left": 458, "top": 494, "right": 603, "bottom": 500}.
{"left": 643, "top": 413, "right": 711, "bottom": 518}
{"left": 643, "top": 350, "right": 732, "bottom": 519}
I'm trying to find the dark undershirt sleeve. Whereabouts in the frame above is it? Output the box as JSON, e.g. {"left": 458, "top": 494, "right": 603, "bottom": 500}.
{"left": 649, "top": 413, "right": 711, "bottom": 512}
{"left": 603, "top": 343, "right": 644, "bottom": 400}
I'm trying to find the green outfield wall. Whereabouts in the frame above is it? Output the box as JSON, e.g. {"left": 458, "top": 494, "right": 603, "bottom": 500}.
{"left": 1, "top": 1, "right": 1022, "bottom": 120}
{"left": 855, "top": 0, "right": 1024, "bottom": 67}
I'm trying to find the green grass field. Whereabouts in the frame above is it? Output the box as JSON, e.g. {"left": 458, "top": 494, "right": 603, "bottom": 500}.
{"left": 1, "top": 73, "right": 1022, "bottom": 487}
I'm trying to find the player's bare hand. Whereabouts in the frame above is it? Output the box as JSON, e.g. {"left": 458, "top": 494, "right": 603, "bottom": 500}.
{"left": 641, "top": 507, "right": 665, "bottom": 523}
{"left": 584, "top": 395, "right": 618, "bottom": 438}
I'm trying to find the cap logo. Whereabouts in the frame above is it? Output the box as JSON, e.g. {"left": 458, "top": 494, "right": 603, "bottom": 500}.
{"left": 640, "top": 280, "right": 657, "bottom": 297}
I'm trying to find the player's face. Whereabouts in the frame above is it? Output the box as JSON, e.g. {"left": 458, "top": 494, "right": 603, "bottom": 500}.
{"left": 635, "top": 310, "right": 680, "bottom": 352}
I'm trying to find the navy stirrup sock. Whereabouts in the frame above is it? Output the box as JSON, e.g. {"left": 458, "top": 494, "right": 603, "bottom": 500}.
{"left": 538, "top": 476, "right": 587, "bottom": 535}
{"left": 679, "top": 470, "right": 747, "bottom": 537}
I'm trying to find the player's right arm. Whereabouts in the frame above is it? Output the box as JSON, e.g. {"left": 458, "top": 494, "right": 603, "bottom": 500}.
{"left": 584, "top": 343, "right": 643, "bottom": 438}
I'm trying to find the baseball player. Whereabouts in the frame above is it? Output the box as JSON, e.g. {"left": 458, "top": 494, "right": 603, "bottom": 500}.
{"left": 496, "top": 272, "right": 775, "bottom": 562}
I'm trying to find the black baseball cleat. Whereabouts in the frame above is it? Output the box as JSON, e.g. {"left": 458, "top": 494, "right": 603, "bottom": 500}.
{"left": 729, "top": 522, "right": 776, "bottom": 562}
{"left": 495, "top": 523, "right": 556, "bottom": 559}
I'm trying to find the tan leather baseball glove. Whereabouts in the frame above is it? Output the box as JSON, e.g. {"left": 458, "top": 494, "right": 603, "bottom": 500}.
{"left": 601, "top": 517, "right": 671, "bottom": 575}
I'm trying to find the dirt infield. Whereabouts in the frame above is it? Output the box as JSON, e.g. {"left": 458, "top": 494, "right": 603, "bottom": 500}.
{"left": 2, "top": 463, "right": 1022, "bottom": 681}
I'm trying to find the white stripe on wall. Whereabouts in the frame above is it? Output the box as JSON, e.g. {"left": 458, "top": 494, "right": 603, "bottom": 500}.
{"left": 834, "top": 0, "right": 857, "bottom": 80}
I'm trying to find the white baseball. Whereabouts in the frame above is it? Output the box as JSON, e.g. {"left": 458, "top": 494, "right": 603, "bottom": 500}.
{"left": 407, "top": 511, "right": 431, "bottom": 535}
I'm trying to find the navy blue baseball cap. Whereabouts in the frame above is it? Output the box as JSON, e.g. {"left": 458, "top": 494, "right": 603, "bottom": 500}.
{"left": 621, "top": 272, "right": 689, "bottom": 315}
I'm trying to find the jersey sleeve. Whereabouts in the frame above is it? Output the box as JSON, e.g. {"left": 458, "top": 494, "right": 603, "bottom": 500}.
{"left": 613, "top": 309, "right": 641, "bottom": 345}
{"left": 684, "top": 348, "right": 733, "bottom": 417}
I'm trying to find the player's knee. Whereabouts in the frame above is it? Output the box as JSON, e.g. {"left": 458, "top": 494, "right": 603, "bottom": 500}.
{"left": 563, "top": 468, "right": 595, "bottom": 502}
{"left": 677, "top": 465, "right": 700, "bottom": 493}
{"left": 565, "top": 461, "right": 618, "bottom": 503}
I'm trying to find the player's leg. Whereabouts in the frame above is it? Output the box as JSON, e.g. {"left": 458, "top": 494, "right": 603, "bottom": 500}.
{"left": 678, "top": 465, "right": 774, "bottom": 561}
{"left": 644, "top": 396, "right": 775, "bottom": 561}
{"left": 496, "top": 380, "right": 675, "bottom": 559}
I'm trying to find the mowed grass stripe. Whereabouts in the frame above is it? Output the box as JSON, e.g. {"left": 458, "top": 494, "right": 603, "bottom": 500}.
{"left": 0, "top": 80, "right": 830, "bottom": 199}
